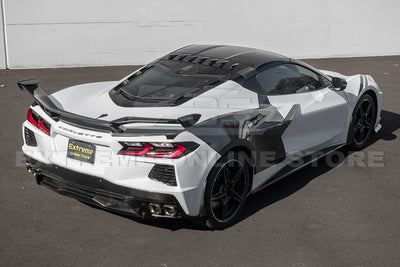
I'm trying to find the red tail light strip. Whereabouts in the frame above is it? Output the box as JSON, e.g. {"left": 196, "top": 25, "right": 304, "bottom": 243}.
{"left": 146, "top": 144, "right": 186, "bottom": 158}
{"left": 27, "top": 108, "right": 51, "bottom": 135}
{"left": 120, "top": 143, "right": 188, "bottom": 158}
{"left": 27, "top": 108, "right": 39, "bottom": 127}
{"left": 39, "top": 118, "right": 51, "bottom": 135}
{"left": 121, "top": 143, "right": 152, "bottom": 156}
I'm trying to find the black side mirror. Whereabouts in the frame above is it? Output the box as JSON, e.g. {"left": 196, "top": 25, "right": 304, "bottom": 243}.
{"left": 332, "top": 77, "right": 347, "bottom": 91}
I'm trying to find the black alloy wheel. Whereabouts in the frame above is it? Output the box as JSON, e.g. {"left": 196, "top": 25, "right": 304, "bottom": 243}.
{"left": 350, "top": 94, "right": 376, "bottom": 149}
{"left": 204, "top": 152, "right": 250, "bottom": 229}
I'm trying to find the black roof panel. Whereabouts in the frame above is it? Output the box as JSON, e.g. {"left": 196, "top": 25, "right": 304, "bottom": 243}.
{"left": 171, "top": 44, "right": 288, "bottom": 68}
{"left": 157, "top": 44, "right": 290, "bottom": 78}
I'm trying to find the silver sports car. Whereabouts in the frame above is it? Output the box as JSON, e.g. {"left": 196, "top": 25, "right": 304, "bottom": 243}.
{"left": 19, "top": 45, "right": 382, "bottom": 229}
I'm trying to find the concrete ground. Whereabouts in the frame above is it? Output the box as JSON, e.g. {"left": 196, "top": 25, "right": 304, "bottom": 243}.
{"left": 0, "top": 56, "right": 399, "bottom": 266}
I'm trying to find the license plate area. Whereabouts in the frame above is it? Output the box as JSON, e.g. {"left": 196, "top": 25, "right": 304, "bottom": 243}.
{"left": 67, "top": 139, "right": 96, "bottom": 164}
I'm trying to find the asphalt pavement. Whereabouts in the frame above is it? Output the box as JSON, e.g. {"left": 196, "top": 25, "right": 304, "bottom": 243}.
{"left": 1, "top": 56, "right": 399, "bottom": 266}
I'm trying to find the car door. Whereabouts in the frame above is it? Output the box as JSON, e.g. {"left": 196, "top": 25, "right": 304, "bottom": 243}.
{"left": 256, "top": 63, "right": 349, "bottom": 157}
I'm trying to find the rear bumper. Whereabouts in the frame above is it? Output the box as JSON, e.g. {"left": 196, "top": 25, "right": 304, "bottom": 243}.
{"left": 25, "top": 156, "right": 183, "bottom": 219}
{"left": 21, "top": 107, "right": 221, "bottom": 216}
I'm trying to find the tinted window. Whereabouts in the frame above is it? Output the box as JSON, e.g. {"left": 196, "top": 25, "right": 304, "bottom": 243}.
{"left": 321, "top": 75, "right": 333, "bottom": 88}
{"left": 121, "top": 65, "right": 221, "bottom": 99}
{"left": 240, "top": 75, "right": 266, "bottom": 95}
{"left": 257, "top": 64, "right": 324, "bottom": 95}
{"left": 109, "top": 61, "right": 227, "bottom": 107}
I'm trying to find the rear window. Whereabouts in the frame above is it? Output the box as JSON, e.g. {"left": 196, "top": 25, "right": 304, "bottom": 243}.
{"left": 109, "top": 61, "right": 228, "bottom": 107}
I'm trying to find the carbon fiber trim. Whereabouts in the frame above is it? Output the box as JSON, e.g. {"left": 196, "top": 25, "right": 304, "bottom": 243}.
{"left": 188, "top": 105, "right": 298, "bottom": 173}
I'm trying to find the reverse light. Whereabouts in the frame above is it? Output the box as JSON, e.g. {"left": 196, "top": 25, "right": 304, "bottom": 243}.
{"left": 27, "top": 108, "right": 51, "bottom": 135}
{"left": 119, "top": 142, "right": 198, "bottom": 159}
{"left": 150, "top": 142, "right": 174, "bottom": 148}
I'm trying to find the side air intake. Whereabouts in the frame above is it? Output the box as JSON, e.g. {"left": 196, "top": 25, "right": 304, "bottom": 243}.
{"left": 148, "top": 164, "right": 177, "bottom": 186}
{"left": 24, "top": 127, "right": 37, "bottom": 146}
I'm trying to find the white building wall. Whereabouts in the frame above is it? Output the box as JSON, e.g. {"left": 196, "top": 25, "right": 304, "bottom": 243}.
{"left": 0, "top": 1, "right": 5, "bottom": 69}
{"left": 2, "top": 0, "right": 400, "bottom": 69}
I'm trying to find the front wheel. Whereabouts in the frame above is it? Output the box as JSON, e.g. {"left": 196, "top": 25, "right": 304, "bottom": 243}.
{"left": 348, "top": 94, "right": 376, "bottom": 150}
{"left": 203, "top": 152, "right": 250, "bottom": 229}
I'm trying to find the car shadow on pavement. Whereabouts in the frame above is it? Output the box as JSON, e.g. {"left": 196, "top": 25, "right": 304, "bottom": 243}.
{"left": 86, "top": 110, "right": 399, "bottom": 231}
{"left": 238, "top": 109, "right": 400, "bottom": 225}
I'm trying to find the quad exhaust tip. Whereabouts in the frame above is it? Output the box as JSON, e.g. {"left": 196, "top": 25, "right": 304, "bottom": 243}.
{"left": 26, "top": 164, "right": 36, "bottom": 176}
{"left": 25, "top": 165, "right": 179, "bottom": 218}
{"left": 149, "top": 203, "right": 163, "bottom": 215}
{"left": 163, "top": 205, "right": 178, "bottom": 217}
{"left": 148, "top": 203, "right": 178, "bottom": 217}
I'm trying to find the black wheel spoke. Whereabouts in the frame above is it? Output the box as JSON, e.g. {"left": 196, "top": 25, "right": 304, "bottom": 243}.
{"left": 231, "top": 190, "right": 242, "bottom": 202}
{"left": 359, "top": 104, "right": 365, "bottom": 116}
{"left": 223, "top": 168, "right": 229, "bottom": 187}
{"left": 230, "top": 168, "right": 243, "bottom": 185}
{"left": 360, "top": 126, "right": 366, "bottom": 136}
{"left": 365, "top": 120, "right": 372, "bottom": 129}
{"left": 364, "top": 102, "right": 371, "bottom": 116}
{"left": 211, "top": 191, "right": 225, "bottom": 202}
{"left": 221, "top": 198, "right": 229, "bottom": 219}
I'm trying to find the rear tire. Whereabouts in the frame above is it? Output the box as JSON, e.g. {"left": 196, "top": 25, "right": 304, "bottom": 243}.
{"left": 348, "top": 94, "right": 376, "bottom": 150}
{"left": 202, "top": 151, "right": 250, "bottom": 229}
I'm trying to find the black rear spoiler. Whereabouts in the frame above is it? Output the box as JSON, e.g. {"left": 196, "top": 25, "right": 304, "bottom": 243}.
{"left": 17, "top": 79, "right": 200, "bottom": 133}
{"left": 18, "top": 79, "right": 116, "bottom": 132}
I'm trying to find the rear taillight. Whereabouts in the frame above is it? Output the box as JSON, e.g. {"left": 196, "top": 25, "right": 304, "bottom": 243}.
{"left": 146, "top": 143, "right": 186, "bottom": 158}
{"left": 119, "top": 142, "right": 198, "bottom": 159}
{"left": 39, "top": 118, "right": 51, "bottom": 135}
{"left": 27, "top": 108, "right": 39, "bottom": 127}
{"left": 121, "top": 143, "right": 152, "bottom": 156}
{"left": 27, "top": 108, "right": 51, "bottom": 135}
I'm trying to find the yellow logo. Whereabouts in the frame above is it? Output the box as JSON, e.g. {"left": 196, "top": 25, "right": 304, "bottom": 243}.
{"left": 68, "top": 143, "right": 94, "bottom": 155}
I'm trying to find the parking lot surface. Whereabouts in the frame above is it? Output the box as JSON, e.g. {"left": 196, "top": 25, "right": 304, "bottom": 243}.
{"left": 1, "top": 56, "right": 399, "bottom": 266}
